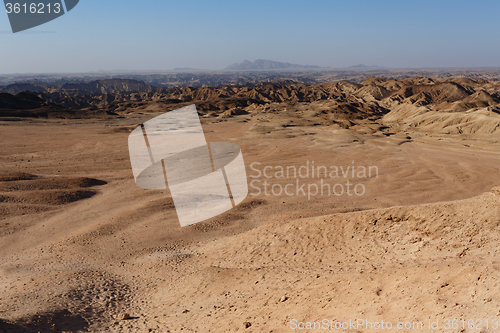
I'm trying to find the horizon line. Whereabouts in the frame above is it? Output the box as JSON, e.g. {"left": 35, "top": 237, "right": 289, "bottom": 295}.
{"left": 3, "top": 66, "right": 500, "bottom": 77}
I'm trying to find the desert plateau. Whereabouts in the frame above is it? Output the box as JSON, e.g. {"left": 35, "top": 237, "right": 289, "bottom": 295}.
{"left": 1, "top": 75, "right": 500, "bottom": 333}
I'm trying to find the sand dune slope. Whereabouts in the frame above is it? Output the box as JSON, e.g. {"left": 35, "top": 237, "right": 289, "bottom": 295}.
{"left": 148, "top": 188, "right": 500, "bottom": 332}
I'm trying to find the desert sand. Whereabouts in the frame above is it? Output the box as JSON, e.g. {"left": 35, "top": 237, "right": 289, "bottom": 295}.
{"left": 2, "top": 77, "right": 500, "bottom": 332}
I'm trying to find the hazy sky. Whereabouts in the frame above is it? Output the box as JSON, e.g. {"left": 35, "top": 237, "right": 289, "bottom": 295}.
{"left": 1, "top": 0, "right": 500, "bottom": 74}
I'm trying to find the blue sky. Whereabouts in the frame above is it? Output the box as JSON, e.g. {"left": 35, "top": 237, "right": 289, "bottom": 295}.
{"left": 1, "top": 0, "right": 500, "bottom": 74}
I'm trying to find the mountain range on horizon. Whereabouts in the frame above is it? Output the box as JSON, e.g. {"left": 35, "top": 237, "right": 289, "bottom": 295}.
{"left": 225, "top": 59, "right": 321, "bottom": 70}
{"left": 348, "top": 64, "right": 384, "bottom": 69}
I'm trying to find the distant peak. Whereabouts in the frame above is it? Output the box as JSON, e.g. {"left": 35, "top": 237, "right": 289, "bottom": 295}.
{"left": 225, "top": 59, "right": 320, "bottom": 70}
{"left": 348, "top": 64, "right": 383, "bottom": 69}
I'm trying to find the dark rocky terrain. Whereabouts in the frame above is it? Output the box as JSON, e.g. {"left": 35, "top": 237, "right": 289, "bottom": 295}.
{"left": 2, "top": 76, "right": 500, "bottom": 136}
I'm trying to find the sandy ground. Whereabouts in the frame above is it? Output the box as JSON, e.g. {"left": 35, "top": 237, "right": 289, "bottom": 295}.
{"left": 1, "top": 106, "right": 500, "bottom": 332}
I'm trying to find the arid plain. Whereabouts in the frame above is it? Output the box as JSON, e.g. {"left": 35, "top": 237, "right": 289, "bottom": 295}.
{"left": 2, "top": 76, "right": 500, "bottom": 332}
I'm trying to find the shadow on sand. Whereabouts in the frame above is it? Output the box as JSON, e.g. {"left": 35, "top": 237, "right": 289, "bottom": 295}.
{"left": 0, "top": 310, "right": 89, "bottom": 332}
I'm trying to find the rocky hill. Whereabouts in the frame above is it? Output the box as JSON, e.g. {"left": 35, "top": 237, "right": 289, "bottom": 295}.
{"left": 2, "top": 77, "right": 500, "bottom": 135}
{"left": 0, "top": 79, "right": 153, "bottom": 95}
